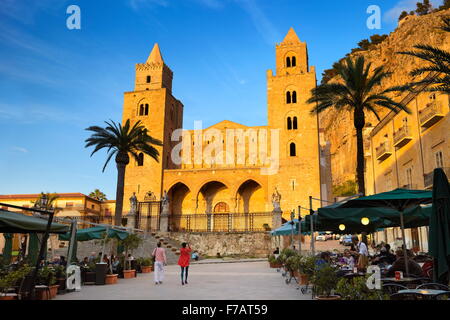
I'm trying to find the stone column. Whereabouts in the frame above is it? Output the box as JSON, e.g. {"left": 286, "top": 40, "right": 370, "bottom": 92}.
{"left": 126, "top": 211, "right": 136, "bottom": 229}
{"left": 272, "top": 208, "right": 282, "bottom": 230}
{"left": 159, "top": 206, "right": 170, "bottom": 232}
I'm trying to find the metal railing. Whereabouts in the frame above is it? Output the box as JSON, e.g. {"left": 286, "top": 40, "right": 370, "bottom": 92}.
{"left": 424, "top": 167, "right": 450, "bottom": 189}
{"left": 393, "top": 126, "right": 412, "bottom": 146}
{"left": 419, "top": 101, "right": 444, "bottom": 127}
{"left": 376, "top": 142, "right": 392, "bottom": 160}
{"left": 168, "top": 212, "right": 274, "bottom": 233}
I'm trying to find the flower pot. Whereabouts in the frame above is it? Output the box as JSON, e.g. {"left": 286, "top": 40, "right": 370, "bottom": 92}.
{"left": 0, "top": 294, "right": 17, "bottom": 300}
{"left": 299, "top": 274, "right": 309, "bottom": 285}
{"left": 315, "top": 295, "right": 341, "bottom": 301}
{"left": 141, "top": 266, "right": 152, "bottom": 273}
{"left": 105, "top": 274, "right": 118, "bottom": 285}
{"left": 49, "top": 285, "right": 59, "bottom": 299}
{"left": 123, "top": 270, "right": 136, "bottom": 279}
{"left": 269, "top": 262, "right": 282, "bottom": 268}
{"left": 35, "top": 288, "right": 50, "bottom": 300}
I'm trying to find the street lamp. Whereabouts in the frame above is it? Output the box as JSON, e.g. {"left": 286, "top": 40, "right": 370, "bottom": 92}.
{"left": 290, "top": 210, "right": 295, "bottom": 249}
{"left": 339, "top": 224, "right": 346, "bottom": 231}
{"left": 361, "top": 217, "right": 370, "bottom": 226}
{"left": 29, "top": 193, "right": 56, "bottom": 300}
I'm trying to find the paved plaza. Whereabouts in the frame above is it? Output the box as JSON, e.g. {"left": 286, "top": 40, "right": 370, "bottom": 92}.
{"left": 55, "top": 261, "right": 311, "bottom": 300}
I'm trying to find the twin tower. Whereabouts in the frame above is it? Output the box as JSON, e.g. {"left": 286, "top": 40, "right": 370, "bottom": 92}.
{"left": 121, "top": 28, "right": 321, "bottom": 221}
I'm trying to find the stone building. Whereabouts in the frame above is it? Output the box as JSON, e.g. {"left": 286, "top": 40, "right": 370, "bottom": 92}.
{"left": 121, "top": 28, "right": 323, "bottom": 232}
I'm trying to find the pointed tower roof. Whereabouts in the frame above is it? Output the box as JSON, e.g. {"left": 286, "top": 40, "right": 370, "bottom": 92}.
{"left": 146, "top": 43, "right": 164, "bottom": 64}
{"left": 282, "top": 27, "right": 301, "bottom": 44}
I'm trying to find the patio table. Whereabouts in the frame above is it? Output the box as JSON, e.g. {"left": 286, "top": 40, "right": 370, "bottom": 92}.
{"left": 381, "top": 277, "right": 419, "bottom": 283}
{"left": 398, "top": 289, "right": 449, "bottom": 300}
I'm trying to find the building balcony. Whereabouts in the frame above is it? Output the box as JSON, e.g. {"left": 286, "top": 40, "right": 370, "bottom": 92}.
{"left": 376, "top": 142, "right": 392, "bottom": 161}
{"left": 424, "top": 167, "right": 450, "bottom": 189}
{"left": 393, "top": 126, "right": 413, "bottom": 149}
{"left": 419, "top": 101, "right": 445, "bottom": 129}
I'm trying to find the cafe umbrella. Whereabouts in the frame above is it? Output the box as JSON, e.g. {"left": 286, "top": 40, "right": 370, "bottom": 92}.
{"left": 428, "top": 168, "right": 450, "bottom": 283}
{"left": 336, "top": 188, "right": 433, "bottom": 276}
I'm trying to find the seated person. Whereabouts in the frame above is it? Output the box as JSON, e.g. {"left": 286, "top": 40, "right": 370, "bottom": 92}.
{"left": 372, "top": 244, "right": 396, "bottom": 266}
{"left": 421, "top": 259, "right": 433, "bottom": 278}
{"left": 80, "top": 257, "right": 89, "bottom": 267}
{"left": 385, "top": 249, "right": 423, "bottom": 277}
{"left": 338, "top": 249, "right": 355, "bottom": 269}
{"left": 59, "top": 256, "right": 67, "bottom": 267}
{"left": 192, "top": 251, "right": 200, "bottom": 261}
{"left": 316, "top": 252, "right": 331, "bottom": 269}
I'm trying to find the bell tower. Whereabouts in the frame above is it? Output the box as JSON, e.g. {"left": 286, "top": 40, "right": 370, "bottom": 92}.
{"left": 267, "top": 28, "right": 321, "bottom": 215}
{"left": 122, "top": 43, "right": 183, "bottom": 213}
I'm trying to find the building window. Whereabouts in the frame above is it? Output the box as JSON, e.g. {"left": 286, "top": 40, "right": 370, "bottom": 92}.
{"left": 406, "top": 168, "right": 413, "bottom": 189}
{"left": 293, "top": 117, "right": 298, "bottom": 130}
{"left": 292, "top": 56, "right": 297, "bottom": 67}
{"left": 292, "top": 91, "right": 297, "bottom": 104}
{"left": 137, "top": 153, "right": 144, "bottom": 167}
{"left": 139, "top": 104, "right": 145, "bottom": 116}
{"left": 286, "top": 91, "right": 292, "bottom": 104}
{"left": 286, "top": 57, "right": 291, "bottom": 68}
{"left": 290, "top": 143, "right": 297, "bottom": 157}
{"left": 66, "top": 202, "right": 74, "bottom": 208}
{"left": 91, "top": 204, "right": 95, "bottom": 209}
{"left": 435, "top": 151, "right": 444, "bottom": 168}
{"left": 145, "top": 104, "right": 149, "bottom": 116}
{"left": 287, "top": 117, "right": 292, "bottom": 130}
{"left": 146, "top": 75, "right": 151, "bottom": 83}
{"left": 430, "top": 93, "right": 436, "bottom": 101}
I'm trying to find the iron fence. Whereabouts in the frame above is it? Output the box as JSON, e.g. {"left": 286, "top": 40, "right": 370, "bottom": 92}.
{"left": 137, "top": 201, "right": 161, "bottom": 231}
{"left": 168, "top": 212, "right": 274, "bottom": 233}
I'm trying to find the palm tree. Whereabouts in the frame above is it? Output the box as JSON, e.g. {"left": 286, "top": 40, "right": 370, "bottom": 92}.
{"left": 89, "top": 189, "right": 108, "bottom": 201}
{"left": 85, "top": 119, "right": 162, "bottom": 226}
{"left": 395, "top": 17, "right": 450, "bottom": 93}
{"left": 32, "top": 192, "right": 59, "bottom": 211}
{"left": 307, "top": 56, "right": 410, "bottom": 196}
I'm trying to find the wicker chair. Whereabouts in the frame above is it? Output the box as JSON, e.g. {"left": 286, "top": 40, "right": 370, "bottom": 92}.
{"left": 416, "top": 283, "right": 450, "bottom": 291}
{"left": 382, "top": 283, "right": 408, "bottom": 295}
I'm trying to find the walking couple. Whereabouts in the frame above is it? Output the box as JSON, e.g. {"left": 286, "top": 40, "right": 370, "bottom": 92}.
{"left": 152, "top": 242, "right": 193, "bottom": 286}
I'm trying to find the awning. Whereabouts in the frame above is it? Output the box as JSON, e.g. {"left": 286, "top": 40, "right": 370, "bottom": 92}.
{"left": 58, "top": 226, "right": 129, "bottom": 242}
{"left": 0, "top": 210, "right": 69, "bottom": 234}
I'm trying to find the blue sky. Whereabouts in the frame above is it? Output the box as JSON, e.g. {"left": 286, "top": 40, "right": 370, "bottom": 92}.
{"left": 0, "top": 0, "right": 443, "bottom": 199}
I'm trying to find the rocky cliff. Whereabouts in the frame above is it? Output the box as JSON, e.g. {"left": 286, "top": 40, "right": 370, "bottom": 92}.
{"left": 320, "top": 9, "right": 450, "bottom": 190}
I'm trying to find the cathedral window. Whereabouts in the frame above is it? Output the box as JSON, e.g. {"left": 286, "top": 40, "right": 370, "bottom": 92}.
{"left": 290, "top": 143, "right": 297, "bottom": 157}
{"left": 145, "top": 104, "right": 149, "bottom": 116}
{"left": 287, "top": 117, "right": 292, "bottom": 130}
{"left": 139, "top": 104, "right": 145, "bottom": 116}
{"left": 292, "top": 91, "right": 297, "bottom": 104}
{"left": 291, "top": 56, "right": 297, "bottom": 67}
{"left": 293, "top": 117, "right": 298, "bottom": 130}
{"left": 146, "top": 75, "right": 151, "bottom": 83}
{"left": 286, "top": 57, "right": 291, "bottom": 68}
{"left": 286, "top": 91, "right": 292, "bottom": 104}
{"left": 137, "top": 153, "right": 144, "bottom": 166}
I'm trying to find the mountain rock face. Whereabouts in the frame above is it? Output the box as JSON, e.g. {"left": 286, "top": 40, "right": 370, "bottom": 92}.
{"left": 320, "top": 9, "right": 450, "bottom": 190}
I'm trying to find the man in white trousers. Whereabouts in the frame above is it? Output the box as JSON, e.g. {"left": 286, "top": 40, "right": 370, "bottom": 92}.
{"left": 152, "top": 242, "right": 167, "bottom": 285}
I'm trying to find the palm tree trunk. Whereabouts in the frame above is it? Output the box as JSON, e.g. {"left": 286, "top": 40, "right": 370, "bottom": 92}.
{"left": 114, "top": 162, "right": 126, "bottom": 226}
{"left": 354, "top": 110, "right": 366, "bottom": 196}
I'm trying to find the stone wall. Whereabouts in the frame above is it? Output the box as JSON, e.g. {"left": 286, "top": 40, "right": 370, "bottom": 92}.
{"left": 159, "top": 232, "right": 273, "bottom": 258}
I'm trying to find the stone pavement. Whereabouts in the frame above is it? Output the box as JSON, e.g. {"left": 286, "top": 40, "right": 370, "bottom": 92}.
{"left": 55, "top": 261, "right": 311, "bottom": 300}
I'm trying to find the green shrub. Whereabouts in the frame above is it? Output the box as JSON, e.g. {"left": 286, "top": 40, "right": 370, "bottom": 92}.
{"left": 37, "top": 266, "right": 56, "bottom": 286}
{"left": 311, "top": 264, "right": 339, "bottom": 297}
{"left": 336, "top": 275, "right": 389, "bottom": 300}
{"left": 278, "top": 248, "right": 298, "bottom": 265}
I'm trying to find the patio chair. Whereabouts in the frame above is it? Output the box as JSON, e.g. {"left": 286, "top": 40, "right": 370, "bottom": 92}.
{"left": 434, "top": 292, "right": 450, "bottom": 300}
{"left": 390, "top": 292, "right": 422, "bottom": 300}
{"left": 382, "top": 283, "right": 408, "bottom": 295}
{"left": 416, "top": 283, "right": 450, "bottom": 291}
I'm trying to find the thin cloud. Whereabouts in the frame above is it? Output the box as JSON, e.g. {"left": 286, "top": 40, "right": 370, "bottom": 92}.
{"left": 235, "top": 0, "right": 280, "bottom": 46}
{"left": 12, "top": 146, "right": 29, "bottom": 154}
{"left": 384, "top": 0, "right": 442, "bottom": 23}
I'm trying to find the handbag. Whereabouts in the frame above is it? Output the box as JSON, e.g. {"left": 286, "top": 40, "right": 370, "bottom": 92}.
{"left": 151, "top": 248, "right": 157, "bottom": 263}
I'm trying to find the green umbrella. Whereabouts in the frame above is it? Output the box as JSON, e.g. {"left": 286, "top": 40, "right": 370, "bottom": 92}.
{"left": 66, "top": 220, "right": 78, "bottom": 264}
{"left": 429, "top": 168, "right": 450, "bottom": 283}
{"left": 27, "top": 233, "right": 39, "bottom": 265}
{"left": 2, "top": 233, "right": 13, "bottom": 264}
{"left": 336, "top": 188, "right": 433, "bottom": 276}
{"left": 0, "top": 210, "right": 69, "bottom": 234}
{"left": 59, "top": 226, "right": 129, "bottom": 242}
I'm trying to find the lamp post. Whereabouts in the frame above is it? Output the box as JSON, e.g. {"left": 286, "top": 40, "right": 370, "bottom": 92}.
{"left": 290, "top": 210, "right": 295, "bottom": 249}
{"left": 297, "top": 206, "right": 302, "bottom": 254}
{"left": 29, "top": 194, "right": 56, "bottom": 300}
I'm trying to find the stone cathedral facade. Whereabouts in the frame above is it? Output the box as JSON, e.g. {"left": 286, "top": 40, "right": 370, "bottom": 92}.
{"left": 121, "top": 28, "right": 322, "bottom": 232}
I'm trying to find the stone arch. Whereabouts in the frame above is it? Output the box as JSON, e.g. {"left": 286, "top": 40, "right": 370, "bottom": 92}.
{"left": 196, "top": 180, "right": 231, "bottom": 214}
{"left": 236, "top": 179, "right": 265, "bottom": 214}
{"left": 167, "top": 182, "right": 192, "bottom": 215}
{"left": 137, "top": 98, "right": 150, "bottom": 116}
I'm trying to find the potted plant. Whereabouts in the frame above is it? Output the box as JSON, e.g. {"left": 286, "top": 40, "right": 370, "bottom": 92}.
{"left": 36, "top": 266, "right": 58, "bottom": 300}
{"left": 336, "top": 275, "right": 388, "bottom": 300}
{"left": 298, "top": 255, "right": 316, "bottom": 285}
{"left": 54, "top": 265, "right": 67, "bottom": 294}
{"left": 0, "top": 267, "right": 29, "bottom": 300}
{"left": 268, "top": 255, "right": 282, "bottom": 268}
{"left": 105, "top": 268, "right": 118, "bottom": 285}
{"left": 311, "top": 264, "right": 340, "bottom": 300}
{"left": 139, "top": 258, "right": 153, "bottom": 273}
{"left": 119, "top": 233, "right": 143, "bottom": 279}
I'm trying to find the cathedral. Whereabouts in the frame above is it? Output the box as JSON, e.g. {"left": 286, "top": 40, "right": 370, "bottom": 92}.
{"left": 121, "top": 28, "right": 322, "bottom": 232}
